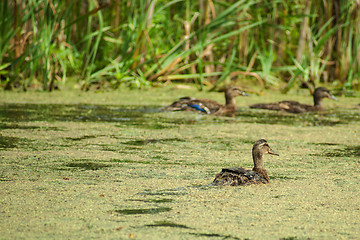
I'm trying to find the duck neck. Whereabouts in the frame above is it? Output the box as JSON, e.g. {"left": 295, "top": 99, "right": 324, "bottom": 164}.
{"left": 252, "top": 151, "right": 269, "bottom": 182}
{"left": 225, "top": 93, "right": 236, "bottom": 106}
{"left": 313, "top": 95, "right": 323, "bottom": 107}
{"left": 252, "top": 151, "right": 265, "bottom": 169}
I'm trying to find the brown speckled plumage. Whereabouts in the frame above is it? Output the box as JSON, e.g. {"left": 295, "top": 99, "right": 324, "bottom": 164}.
{"left": 250, "top": 87, "right": 337, "bottom": 113}
{"left": 212, "top": 139, "right": 278, "bottom": 186}
{"left": 162, "top": 87, "right": 247, "bottom": 117}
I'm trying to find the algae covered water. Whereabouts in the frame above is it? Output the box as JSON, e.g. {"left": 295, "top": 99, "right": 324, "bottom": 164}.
{"left": 1, "top": 88, "right": 359, "bottom": 239}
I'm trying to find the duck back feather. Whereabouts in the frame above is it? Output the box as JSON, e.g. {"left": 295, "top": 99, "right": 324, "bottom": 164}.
{"left": 212, "top": 167, "right": 269, "bottom": 186}
{"left": 249, "top": 87, "right": 337, "bottom": 113}
{"left": 162, "top": 87, "right": 247, "bottom": 116}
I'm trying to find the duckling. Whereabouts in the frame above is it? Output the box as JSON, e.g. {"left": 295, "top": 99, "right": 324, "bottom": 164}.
{"left": 250, "top": 87, "right": 337, "bottom": 113}
{"left": 162, "top": 87, "right": 247, "bottom": 117}
{"left": 212, "top": 139, "right": 279, "bottom": 186}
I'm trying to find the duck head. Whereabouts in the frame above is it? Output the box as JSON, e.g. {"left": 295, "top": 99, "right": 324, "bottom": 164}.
{"left": 313, "top": 87, "right": 337, "bottom": 106}
{"left": 226, "top": 87, "right": 248, "bottom": 97}
{"left": 252, "top": 139, "right": 279, "bottom": 169}
{"left": 225, "top": 87, "right": 248, "bottom": 105}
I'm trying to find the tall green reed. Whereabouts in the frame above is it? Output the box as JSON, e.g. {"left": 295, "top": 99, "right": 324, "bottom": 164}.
{"left": 0, "top": 0, "right": 358, "bottom": 91}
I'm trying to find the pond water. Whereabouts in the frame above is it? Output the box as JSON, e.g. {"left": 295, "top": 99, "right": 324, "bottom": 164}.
{"left": 1, "top": 90, "right": 360, "bottom": 239}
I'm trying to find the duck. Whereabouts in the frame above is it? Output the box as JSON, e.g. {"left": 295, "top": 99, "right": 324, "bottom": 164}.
{"left": 249, "top": 87, "right": 337, "bottom": 113}
{"left": 212, "top": 139, "right": 279, "bottom": 186}
{"left": 162, "top": 86, "right": 248, "bottom": 117}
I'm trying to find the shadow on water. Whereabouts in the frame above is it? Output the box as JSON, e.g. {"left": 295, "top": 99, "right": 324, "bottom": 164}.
{"left": 0, "top": 103, "right": 358, "bottom": 127}
{"left": 312, "top": 144, "right": 360, "bottom": 158}
{"left": 189, "top": 230, "right": 302, "bottom": 240}
{"left": 60, "top": 161, "right": 112, "bottom": 170}
{"left": 0, "top": 123, "right": 64, "bottom": 131}
{"left": 0, "top": 103, "right": 157, "bottom": 122}
{"left": 315, "top": 142, "right": 341, "bottom": 146}
{"left": 0, "top": 136, "right": 32, "bottom": 149}
{"left": 114, "top": 207, "right": 172, "bottom": 215}
{"left": 188, "top": 232, "right": 300, "bottom": 239}
{"left": 128, "top": 198, "right": 174, "bottom": 203}
{"left": 144, "top": 221, "right": 192, "bottom": 229}
{"left": 122, "top": 138, "right": 185, "bottom": 146}
{"left": 188, "top": 232, "right": 243, "bottom": 240}
{"left": 138, "top": 188, "right": 189, "bottom": 196}
{"left": 0, "top": 103, "right": 210, "bottom": 129}
{"left": 137, "top": 185, "right": 216, "bottom": 198}
{"left": 238, "top": 108, "right": 359, "bottom": 126}
{"left": 65, "top": 135, "right": 103, "bottom": 141}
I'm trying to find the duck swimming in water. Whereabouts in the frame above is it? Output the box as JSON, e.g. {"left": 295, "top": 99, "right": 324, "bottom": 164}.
{"left": 162, "top": 87, "right": 247, "bottom": 117}
{"left": 249, "top": 87, "right": 337, "bottom": 113}
{"left": 212, "top": 139, "right": 279, "bottom": 186}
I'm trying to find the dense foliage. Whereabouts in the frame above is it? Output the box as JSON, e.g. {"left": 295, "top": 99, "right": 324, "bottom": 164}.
{"left": 0, "top": 0, "right": 359, "bottom": 91}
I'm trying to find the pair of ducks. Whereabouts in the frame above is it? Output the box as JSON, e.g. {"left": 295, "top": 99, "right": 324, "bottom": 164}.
{"left": 163, "top": 86, "right": 337, "bottom": 115}
{"left": 163, "top": 87, "right": 337, "bottom": 186}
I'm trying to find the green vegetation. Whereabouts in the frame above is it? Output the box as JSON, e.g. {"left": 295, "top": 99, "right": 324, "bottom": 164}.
{"left": 1, "top": 0, "right": 359, "bottom": 91}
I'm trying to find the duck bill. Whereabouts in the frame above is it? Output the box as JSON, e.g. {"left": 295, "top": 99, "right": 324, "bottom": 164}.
{"left": 268, "top": 149, "right": 279, "bottom": 156}
{"left": 241, "top": 91, "right": 249, "bottom": 96}
{"left": 329, "top": 94, "right": 338, "bottom": 101}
